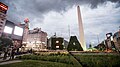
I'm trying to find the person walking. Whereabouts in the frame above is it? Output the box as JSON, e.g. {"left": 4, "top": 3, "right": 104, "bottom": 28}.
{"left": 9, "top": 47, "right": 12, "bottom": 60}
{"left": 11, "top": 48, "right": 15, "bottom": 59}
{"left": 3, "top": 47, "right": 8, "bottom": 60}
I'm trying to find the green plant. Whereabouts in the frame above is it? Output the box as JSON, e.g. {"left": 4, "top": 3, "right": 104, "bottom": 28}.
{"left": 17, "top": 54, "right": 74, "bottom": 64}
{"left": 67, "top": 36, "right": 83, "bottom": 51}
{"left": 74, "top": 54, "right": 120, "bottom": 67}
{"left": 0, "top": 60, "right": 75, "bottom": 67}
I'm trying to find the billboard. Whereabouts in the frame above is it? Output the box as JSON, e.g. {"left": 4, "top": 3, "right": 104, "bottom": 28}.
{"left": 0, "top": 2, "right": 8, "bottom": 14}
{"left": 14, "top": 26, "right": 23, "bottom": 36}
{"left": 4, "top": 26, "right": 13, "bottom": 34}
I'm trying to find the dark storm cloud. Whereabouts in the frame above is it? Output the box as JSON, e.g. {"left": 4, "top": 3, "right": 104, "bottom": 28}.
{"left": 0, "top": 0, "right": 120, "bottom": 46}
{"left": 0, "top": 0, "right": 120, "bottom": 23}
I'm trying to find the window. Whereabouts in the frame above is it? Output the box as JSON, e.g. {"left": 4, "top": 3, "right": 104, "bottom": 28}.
{"left": 0, "top": 25, "right": 2, "bottom": 27}
{"left": 117, "top": 37, "right": 120, "bottom": 42}
{"left": 0, "top": 22, "right": 3, "bottom": 24}
{"left": 1, "top": 18, "right": 4, "bottom": 21}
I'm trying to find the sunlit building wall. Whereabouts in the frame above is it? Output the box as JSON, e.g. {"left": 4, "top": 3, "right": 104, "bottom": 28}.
{"left": 2, "top": 20, "right": 25, "bottom": 49}
{"left": 22, "top": 18, "right": 29, "bottom": 44}
{"left": 22, "top": 28, "right": 47, "bottom": 51}
{"left": 113, "top": 30, "right": 120, "bottom": 51}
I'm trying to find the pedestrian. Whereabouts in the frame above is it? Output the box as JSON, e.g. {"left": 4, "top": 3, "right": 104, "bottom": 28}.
{"left": 30, "top": 48, "right": 32, "bottom": 53}
{"left": 9, "top": 47, "right": 12, "bottom": 60}
{"left": 11, "top": 48, "right": 15, "bottom": 59}
{"left": 0, "top": 51, "right": 2, "bottom": 56}
{"left": 3, "top": 47, "right": 8, "bottom": 60}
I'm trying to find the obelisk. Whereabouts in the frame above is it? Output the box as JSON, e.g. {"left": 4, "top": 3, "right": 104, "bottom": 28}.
{"left": 77, "top": 6, "right": 86, "bottom": 51}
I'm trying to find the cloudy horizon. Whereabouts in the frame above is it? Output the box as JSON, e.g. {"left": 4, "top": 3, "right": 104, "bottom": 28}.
{"left": 1, "top": 0, "right": 120, "bottom": 48}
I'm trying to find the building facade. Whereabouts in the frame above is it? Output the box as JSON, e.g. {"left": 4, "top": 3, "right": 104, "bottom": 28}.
{"left": 113, "top": 30, "right": 120, "bottom": 52}
{"left": 105, "top": 33, "right": 113, "bottom": 50}
{"left": 2, "top": 20, "right": 25, "bottom": 49}
{"left": 22, "top": 28, "right": 47, "bottom": 51}
{"left": 0, "top": 2, "right": 8, "bottom": 37}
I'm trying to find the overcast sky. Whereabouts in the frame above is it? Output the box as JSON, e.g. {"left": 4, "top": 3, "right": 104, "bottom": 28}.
{"left": 1, "top": 0, "right": 120, "bottom": 47}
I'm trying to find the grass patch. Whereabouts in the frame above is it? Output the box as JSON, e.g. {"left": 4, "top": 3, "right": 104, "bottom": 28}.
{"left": 0, "top": 60, "right": 75, "bottom": 67}
{"left": 74, "top": 54, "right": 120, "bottom": 67}
{"left": 17, "top": 54, "right": 73, "bottom": 64}
{"left": 16, "top": 53, "right": 82, "bottom": 67}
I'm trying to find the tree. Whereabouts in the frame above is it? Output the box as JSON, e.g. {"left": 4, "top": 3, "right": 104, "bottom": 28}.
{"left": 94, "top": 41, "right": 106, "bottom": 51}
{"left": 0, "top": 37, "right": 13, "bottom": 51}
{"left": 67, "top": 36, "right": 83, "bottom": 51}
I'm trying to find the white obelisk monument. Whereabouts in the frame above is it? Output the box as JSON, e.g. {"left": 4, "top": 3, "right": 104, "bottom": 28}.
{"left": 77, "top": 6, "right": 86, "bottom": 51}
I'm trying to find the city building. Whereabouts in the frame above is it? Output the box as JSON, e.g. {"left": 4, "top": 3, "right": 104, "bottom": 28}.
{"left": 0, "top": 2, "right": 8, "bottom": 37}
{"left": 105, "top": 33, "right": 113, "bottom": 50}
{"left": 113, "top": 30, "right": 120, "bottom": 52}
{"left": 2, "top": 20, "right": 25, "bottom": 49}
{"left": 0, "top": 2, "right": 25, "bottom": 50}
{"left": 22, "top": 27, "right": 47, "bottom": 51}
{"left": 63, "top": 40, "right": 69, "bottom": 49}
{"left": 22, "top": 18, "right": 29, "bottom": 43}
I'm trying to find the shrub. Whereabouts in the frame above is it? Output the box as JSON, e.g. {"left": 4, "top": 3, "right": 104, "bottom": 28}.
{"left": 74, "top": 54, "right": 120, "bottom": 67}
{"left": 17, "top": 54, "right": 74, "bottom": 64}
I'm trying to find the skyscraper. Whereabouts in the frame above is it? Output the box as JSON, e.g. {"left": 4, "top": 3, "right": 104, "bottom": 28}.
{"left": 0, "top": 2, "right": 8, "bottom": 37}
{"left": 77, "top": 6, "right": 86, "bottom": 51}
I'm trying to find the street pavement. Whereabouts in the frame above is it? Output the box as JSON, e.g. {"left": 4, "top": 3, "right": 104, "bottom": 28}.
{"left": 0, "top": 60, "right": 22, "bottom": 65}
{"left": 0, "top": 53, "right": 31, "bottom": 65}
{"left": 0, "top": 52, "right": 17, "bottom": 62}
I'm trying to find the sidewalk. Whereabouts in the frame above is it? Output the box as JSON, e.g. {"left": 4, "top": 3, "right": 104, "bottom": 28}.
{"left": 0, "top": 53, "right": 31, "bottom": 63}
{"left": 0, "top": 60, "right": 22, "bottom": 65}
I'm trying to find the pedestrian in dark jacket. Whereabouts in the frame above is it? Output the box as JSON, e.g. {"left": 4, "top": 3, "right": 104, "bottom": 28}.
{"left": 3, "top": 47, "right": 8, "bottom": 60}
